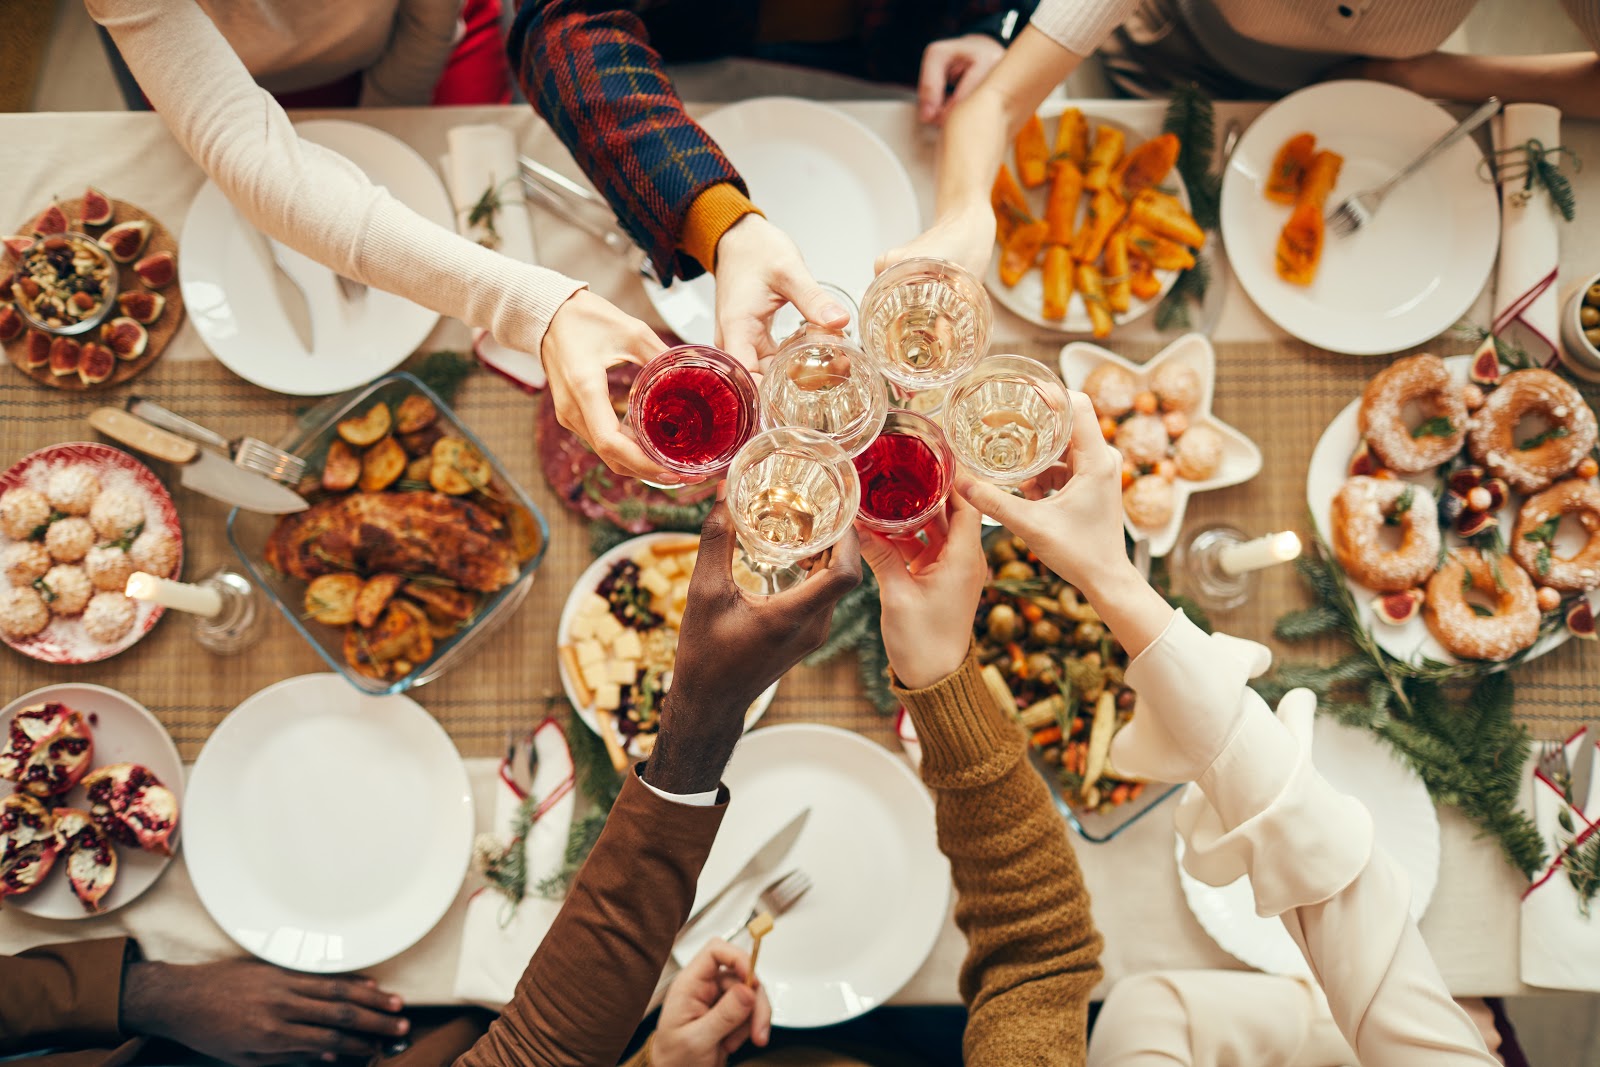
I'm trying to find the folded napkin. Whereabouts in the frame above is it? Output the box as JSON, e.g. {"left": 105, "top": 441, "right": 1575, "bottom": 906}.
{"left": 441, "top": 124, "right": 548, "bottom": 393}
{"left": 453, "top": 718, "right": 576, "bottom": 1007}
{"left": 1491, "top": 103, "right": 1563, "bottom": 367}
{"left": 1521, "top": 726, "right": 1600, "bottom": 992}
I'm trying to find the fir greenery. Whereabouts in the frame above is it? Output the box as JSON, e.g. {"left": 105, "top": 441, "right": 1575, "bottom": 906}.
{"left": 1156, "top": 84, "right": 1221, "bottom": 332}
{"left": 415, "top": 349, "right": 475, "bottom": 403}
{"left": 1565, "top": 832, "right": 1600, "bottom": 916}
{"left": 534, "top": 711, "right": 623, "bottom": 899}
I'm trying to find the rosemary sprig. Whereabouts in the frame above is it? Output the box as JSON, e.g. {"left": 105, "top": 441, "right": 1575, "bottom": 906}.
{"left": 461, "top": 176, "right": 520, "bottom": 250}
{"left": 1412, "top": 416, "right": 1456, "bottom": 439}
{"left": 1518, "top": 425, "right": 1570, "bottom": 451}
{"left": 1566, "top": 832, "right": 1600, "bottom": 915}
{"left": 108, "top": 520, "right": 144, "bottom": 552}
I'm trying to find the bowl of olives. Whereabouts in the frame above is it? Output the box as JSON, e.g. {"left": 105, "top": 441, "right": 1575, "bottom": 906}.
{"left": 1559, "top": 274, "right": 1600, "bottom": 381}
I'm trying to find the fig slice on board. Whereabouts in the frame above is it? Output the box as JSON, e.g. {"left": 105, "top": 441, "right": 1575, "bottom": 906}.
{"left": 98, "top": 220, "right": 151, "bottom": 264}
{"left": 80, "top": 188, "right": 114, "bottom": 227}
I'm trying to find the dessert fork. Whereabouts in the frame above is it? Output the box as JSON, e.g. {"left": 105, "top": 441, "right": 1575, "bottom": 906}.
{"left": 722, "top": 868, "right": 812, "bottom": 943}
{"left": 127, "top": 398, "right": 307, "bottom": 486}
{"left": 1325, "top": 97, "right": 1500, "bottom": 238}
{"left": 1537, "top": 737, "right": 1572, "bottom": 803}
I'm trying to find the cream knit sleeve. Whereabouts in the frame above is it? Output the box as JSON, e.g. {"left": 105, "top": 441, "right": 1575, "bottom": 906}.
{"left": 86, "top": 0, "right": 586, "bottom": 361}
{"left": 361, "top": 0, "right": 461, "bottom": 108}
{"left": 1027, "top": 0, "right": 1142, "bottom": 56}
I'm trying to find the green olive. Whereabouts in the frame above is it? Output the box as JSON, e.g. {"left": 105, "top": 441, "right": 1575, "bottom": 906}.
{"left": 1587, "top": 283, "right": 1600, "bottom": 306}
{"left": 986, "top": 603, "right": 1020, "bottom": 643}
{"left": 1587, "top": 327, "right": 1600, "bottom": 349}
{"left": 1583, "top": 306, "right": 1600, "bottom": 329}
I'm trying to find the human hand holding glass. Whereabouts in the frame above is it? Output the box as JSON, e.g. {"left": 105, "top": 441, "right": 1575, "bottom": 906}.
{"left": 626, "top": 344, "right": 759, "bottom": 487}
{"left": 859, "top": 257, "right": 991, "bottom": 391}
{"left": 759, "top": 322, "right": 887, "bottom": 459}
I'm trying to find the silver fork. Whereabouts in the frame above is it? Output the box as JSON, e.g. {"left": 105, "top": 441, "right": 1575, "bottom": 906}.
{"left": 1325, "top": 97, "right": 1501, "bottom": 238}
{"left": 128, "top": 398, "right": 307, "bottom": 486}
{"left": 721, "top": 868, "right": 813, "bottom": 942}
{"left": 1537, "top": 737, "right": 1572, "bottom": 802}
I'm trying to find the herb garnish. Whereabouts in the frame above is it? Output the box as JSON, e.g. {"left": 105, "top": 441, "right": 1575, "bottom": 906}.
{"left": 1412, "top": 416, "right": 1456, "bottom": 439}
{"left": 1517, "top": 425, "right": 1570, "bottom": 451}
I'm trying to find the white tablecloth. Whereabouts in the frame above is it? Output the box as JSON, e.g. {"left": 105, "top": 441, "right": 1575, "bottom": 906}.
{"left": 3, "top": 99, "right": 1599, "bottom": 1002}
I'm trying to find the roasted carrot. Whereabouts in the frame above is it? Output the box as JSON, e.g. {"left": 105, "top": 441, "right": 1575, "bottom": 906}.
{"left": 1126, "top": 224, "right": 1196, "bottom": 271}
{"left": 1104, "top": 229, "right": 1132, "bottom": 313}
{"left": 1076, "top": 262, "right": 1113, "bottom": 338}
{"left": 991, "top": 164, "right": 1032, "bottom": 243}
{"left": 1083, "top": 125, "right": 1126, "bottom": 192}
{"left": 1042, "top": 245, "right": 1073, "bottom": 321}
{"left": 1129, "top": 189, "right": 1205, "bottom": 248}
{"left": 1128, "top": 255, "right": 1162, "bottom": 301}
{"left": 1015, "top": 114, "right": 1050, "bottom": 188}
{"left": 1114, "top": 132, "right": 1180, "bottom": 197}
{"left": 1072, "top": 188, "right": 1126, "bottom": 262}
{"left": 1053, "top": 107, "right": 1090, "bottom": 172}
{"left": 1299, "top": 150, "right": 1344, "bottom": 207}
{"left": 1044, "top": 159, "right": 1083, "bottom": 245}
{"left": 1030, "top": 725, "right": 1063, "bottom": 748}
{"left": 999, "top": 218, "right": 1049, "bottom": 287}
{"left": 1265, "top": 132, "right": 1316, "bottom": 204}
{"left": 1275, "top": 199, "right": 1323, "bottom": 286}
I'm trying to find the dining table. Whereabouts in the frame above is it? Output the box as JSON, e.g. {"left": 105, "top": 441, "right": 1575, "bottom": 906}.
{"left": 1, "top": 94, "right": 1598, "bottom": 1008}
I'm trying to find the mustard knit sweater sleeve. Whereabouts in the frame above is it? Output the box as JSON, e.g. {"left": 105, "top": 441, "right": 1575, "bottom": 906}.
{"left": 895, "top": 653, "right": 1105, "bottom": 1066}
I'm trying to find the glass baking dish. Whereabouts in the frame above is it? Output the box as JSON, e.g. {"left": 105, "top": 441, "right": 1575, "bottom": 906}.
{"left": 227, "top": 372, "right": 549, "bottom": 696}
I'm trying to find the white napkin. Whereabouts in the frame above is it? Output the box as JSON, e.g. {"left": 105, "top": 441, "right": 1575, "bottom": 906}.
{"left": 1521, "top": 727, "right": 1600, "bottom": 991}
{"left": 452, "top": 718, "right": 576, "bottom": 1006}
{"left": 441, "top": 124, "right": 547, "bottom": 392}
{"left": 1491, "top": 103, "right": 1563, "bottom": 367}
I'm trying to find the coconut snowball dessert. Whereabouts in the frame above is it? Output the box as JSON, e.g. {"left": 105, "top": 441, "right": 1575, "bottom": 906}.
{"left": 1150, "top": 361, "right": 1202, "bottom": 414}
{"left": 1115, "top": 415, "right": 1172, "bottom": 468}
{"left": 89, "top": 488, "right": 144, "bottom": 542}
{"left": 1084, "top": 363, "right": 1138, "bottom": 419}
{"left": 1174, "top": 424, "right": 1225, "bottom": 481}
{"left": 84, "top": 545, "right": 135, "bottom": 592}
{"left": 81, "top": 592, "right": 137, "bottom": 644}
{"left": 0, "top": 488, "right": 50, "bottom": 540}
{"left": 1123, "top": 474, "right": 1177, "bottom": 528}
{"left": 0, "top": 588, "right": 50, "bottom": 638}
{"left": 40, "top": 564, "right": 91, "bottom": 617}
{"left": 128, "top": 528, "right": 177, "bottom": 577}
{"left": 2, "top": 541, "right": 51, "bottom": 585}
{"left": 45, "top": 468, "right": 99, "bottom": 516}
{"left": 44, "top": 516, "right": 94, "bottom": 563}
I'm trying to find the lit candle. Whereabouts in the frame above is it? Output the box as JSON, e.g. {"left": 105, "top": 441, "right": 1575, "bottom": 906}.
{"left": 125, "top": 572, "right": 225, "bottom": 617}
{"left": 1217, "top": 531, "right": 1302, "bottom": 576}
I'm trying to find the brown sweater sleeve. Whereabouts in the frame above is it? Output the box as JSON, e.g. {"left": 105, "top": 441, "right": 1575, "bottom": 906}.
{"left": 0, "top": 937, "right": 131, "bottom": 1054}
{"left": 454, "top": 770, "right": 725, "bottom": 1067}
{"left": 895, "top": 653, "right": 1104, "bottom": 1066}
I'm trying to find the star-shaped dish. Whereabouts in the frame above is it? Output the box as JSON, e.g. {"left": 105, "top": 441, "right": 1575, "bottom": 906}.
{"left": 1059, "top": 333, "right": 1263, "bottom": 556}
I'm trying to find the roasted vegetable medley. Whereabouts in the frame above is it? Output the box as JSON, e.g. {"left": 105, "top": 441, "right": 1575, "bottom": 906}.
{"left": 974, "top": 533, "right": 1146, "bottom": 812}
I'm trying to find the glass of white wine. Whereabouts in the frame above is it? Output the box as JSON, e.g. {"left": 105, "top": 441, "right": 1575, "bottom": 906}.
{"left": 859, "top": 257, "right": 991, "bottom": 390}
{"left": 726, "top": 426, "right": 861, "bottom": 593}
{"left": 945, "top": 354, "right": 1071, "bottom": 487}
{"left": 759, "top": 323, "right": 888, "bottom": 458}
{"left": 769, "top": 281, "right": 860, "bottom": 344}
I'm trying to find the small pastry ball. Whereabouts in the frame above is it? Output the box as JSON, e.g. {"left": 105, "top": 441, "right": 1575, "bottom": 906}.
{"left": 1150, "top": 362, "right": 1202, "bottom": 413}
{"left": 85, "top": 545, "right": 136, "bottom": 592}
{"left": 45, "top": 516, "right": 95, "bottom": 563}
{"left": 90, "top": 487, "right": 145, "bottom": 541}
{"left": 0, "top": 588, "right": 49, "bottom": 638}
{"left": 46, "top": 467, "right": 99, "bottom": 515}
{"left": 82, "top": 592, "right": 136, "bottom": 643}
{"left": 1174, "top": 424, "right": 1225, "bottom": 481}
{"left": 2, "top": 541, "right": 51, "bottom": 585}
{"left": 0, "top": 487, "right": 50, "bottom": 540}
{"left": 41, "top": 564, "right": 91, "bottom": 616}
{"left": 1123, "top": 474, "right": 1177, "bottom": 528}
{"left": 1083, "top": 364, "right": 1138, "bottom": 419}
{"left": 1115, "top": 414, "right": 1172, "bottom": 467}
{"left": 130, "top": 528, "right": 178, "bottom": 577}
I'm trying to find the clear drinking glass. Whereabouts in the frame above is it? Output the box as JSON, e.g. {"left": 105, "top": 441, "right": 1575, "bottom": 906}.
{"left": 627, "top": 345, "right": 759, "bottom": 482}
{"left": 726, "top": 427, "right": 861, "bottom": 592}
{"left": 945, "top": 354, "right": 1071, "bottom": 486}
{"left": 769, "top": 281, "right": 860, "bottom": 344}
{"left": 852, "top": 410, "right": 954, "bottom": 537}
{"left": 859, "top": 257, "right": 992, "bottom": 390}
{"left": 759, "top": 323, "right": 888, "bottom": 458}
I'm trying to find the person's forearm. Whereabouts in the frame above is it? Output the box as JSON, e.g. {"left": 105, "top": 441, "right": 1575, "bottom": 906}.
{"left": 360, "top": 0, "right": 459, "bottom": 107}
{"left": 642, "top": 692, "right": 743, "bottom": 795}
{"left": 0, "top": 939, "right": 130, "bottom": 1053}
{"left": 1074, "top": 559, "right": 1178, "bottom": 659}
{"left": 1364, "top": 52, "right": 1600, "bottom": 120}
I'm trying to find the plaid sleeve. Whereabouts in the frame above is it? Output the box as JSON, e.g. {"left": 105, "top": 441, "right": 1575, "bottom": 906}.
{"left": 508, "top": 0, "right": 748, "bottom": 283}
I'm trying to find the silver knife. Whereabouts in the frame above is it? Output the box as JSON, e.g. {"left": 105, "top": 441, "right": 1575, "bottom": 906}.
{"left": 681, "top": 807, "right": 810, "bottom": 932}
{"left": 248, "top": 228, "right": 316, "bottom": 354}
{"left": 88, "top": 409, "right": 309, "bottom": 514}
{"left": 1572, "top": 725, "right": 1597, "bottom": 814}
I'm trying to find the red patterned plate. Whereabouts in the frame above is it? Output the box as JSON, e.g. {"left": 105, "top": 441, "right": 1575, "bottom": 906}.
{"left": 1, "top": 442, "right": 184, "bottom": 664}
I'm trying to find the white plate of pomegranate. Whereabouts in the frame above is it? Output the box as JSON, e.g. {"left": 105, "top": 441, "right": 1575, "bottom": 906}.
{"left": 184, "top": 674, "right": 474, "bottom": 972}
{"left": 0, "top": 684, "right": 183, "bottom": 919}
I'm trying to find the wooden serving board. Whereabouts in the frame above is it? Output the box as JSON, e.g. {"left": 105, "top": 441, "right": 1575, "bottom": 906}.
{"left": 3, "top": 196, "right": 185, "bottom": 391}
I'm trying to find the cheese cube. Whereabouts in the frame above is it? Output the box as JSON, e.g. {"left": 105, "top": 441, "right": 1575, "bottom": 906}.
{"left": 593, "top": 683, "right": 622, "bottom": 712}
{"left": 613, "top": 629, "right": 643, "bottom": 660}
{"left": 639, "top": 566, "right": 671, "bottom": 598}
{"left": 580, "top": 660, "right": 609, "bottom": 694}
{"left": 593, "top": 613, "right": 625, "bottom": 644}
{"left": 575, "top": 639, "right": 605, "bottom": 666}
{"left": 666, "top": 605, "right": 684, "bottom": 629}
{"left": 653, "top": 552, "right": 680, "bottom": 577}
{"left": 610, "top": 659, "right": 640, "bottom": 686}
{"left": 577, "top": 592, "right": 611, "bottom": 619}
{"left": 671, "top": 578, "right": 690, "bottom": 610}
{"left": 569, "top": 613, "right": 598, "bottom": 642}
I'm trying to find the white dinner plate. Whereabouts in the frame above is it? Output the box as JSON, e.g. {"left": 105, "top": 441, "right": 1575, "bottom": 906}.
{"left": 184, "top": 674, "right": 473, "bottom": 972}
{"left": 642, "top": 98, "right": 921, "bottom": 345}
{"left": 179, "top": 120, "right": 453, "bottom": 395}
{"left": 557, "top": 533, "right": 774, "bottom": 758}
{"left": 1, "top": 684, "right": 183, "bottom": 919}
{"left": 687, "top": 724, "right": 949, "bottom": 1027}
{"left": 988, "top": 110, "right": 1189, "bottom": 334}
{"left": 1306, "top": 354, "right": 1599, "bottom": 666}
{"left": 1060, "top": 333, "right": 1262, "bottom": 557}
{"left": 1220, "top": 81, "right": 1499, "bottom": 355}
{"left": 1176, "top": 715, "right": 1440, "bottom": 976}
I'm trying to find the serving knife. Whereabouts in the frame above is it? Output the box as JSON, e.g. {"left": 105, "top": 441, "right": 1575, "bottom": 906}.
{"left": 681, "top": 807, "right": 811, "bottom": 933}
{"left": 88, "top": 408, "right": 309, "bottom": 514}
{"left": 1572, "top": 724, "right": 1597, "bottom": 814}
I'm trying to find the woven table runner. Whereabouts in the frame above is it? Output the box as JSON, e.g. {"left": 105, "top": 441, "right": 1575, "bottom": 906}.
{"left": 2, "top": 339, "right": 1594, "bottom": 757}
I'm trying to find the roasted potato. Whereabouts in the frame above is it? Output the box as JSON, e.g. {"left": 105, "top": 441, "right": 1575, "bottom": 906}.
{"left": 337, "top": 403, "right": 392, "bottom": 447}
{"left": 394, "top": 394, "right": 439, "bottom": 435}
{"left": 402, "top": 580, "right": 477, "bottom": 622}
{"left": 1083, "top": 125, "right": 1126, "bottom": 192}
{"left": 321, "top": 439, "right": 361, "bottom": 492}
{"left": 1042, "top": 245, "right": 1073, "bottom": 321}
{"left": 359, "top": 437, "right": 407, "bottom": 492}
{"left": 365, "top": 600, "right": 425, "bottom": 661}
{"left": 393, "top": 600, "right": 434, "bottom": 662}
{"left": 1266, "top": 132, "right": 1316, "bottom": 205}
{"left": 430, "top": 437, "right": 491, "bottom": 496}
{"left": 398, "top": 424, "right": 446, "bottom": 459}
{"left": 303, "top": 573, "right": 361, "bottom": 626}
{"left": 999, "top": 219, "right": 1049, "bottom": 288}
{"left": 355, "top": 572, "right": 405, "bottom": 629}
{"left": 507, "top": 504, "right": 544, "bottom": 563}
{"left": 344, "top": 628, "right": 388, "bottom": 680}
{"left": 991, "top": 164, "right": 1032, "bottom": 244}
{"left": 1015, "top": 114, "right": 1050, "bottom": 188}
{"left": 404, "top": 455, "right": 432, "bottom": 485}
{"left": 1053, "top": 107, "right": 1089, "bottom": 172}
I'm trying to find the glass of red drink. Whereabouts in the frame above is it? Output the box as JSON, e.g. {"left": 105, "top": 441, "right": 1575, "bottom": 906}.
{"left": 852, "top": 410, "right": 955, "bottom": 537}
{"left": 627, "top": 345, "right": 759, "bottom": 482}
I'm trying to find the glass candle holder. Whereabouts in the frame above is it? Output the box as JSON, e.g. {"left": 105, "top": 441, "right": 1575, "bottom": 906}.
{"left": 860, "top": 257, "right": 991, "bottom": 390}
{"left": 759, "top": 323, "right": 888, "bottom": 458}
{"left": 627, "top": 344, "right": 760, "bottom": 483}
{"left": 1169, "top": 524, "right": 1301, "bottom": 613}
{"left": 726, "top": 427, "right": 861, "bottom": 593}
{"left": 191, "top": 568, "right": 263, "bottom": 655}
{"left": 853, "top": 410, "right": 954, "bottom": 537}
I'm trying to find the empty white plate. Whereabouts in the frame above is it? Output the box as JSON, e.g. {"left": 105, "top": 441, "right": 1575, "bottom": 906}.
{"left": 688, "top": 724, "right": 949, "bottom": 1028}
{"left": 184, "top": 674, "right": 473, "bottom": 972}
{"left": 642, "top": 98, "right": 922, "bottom": 346}
{"left": 1220, "top": 81, "right": 1499, "bottom": 356}
{"left": 179, "top": 120, "right": 453, "bottom": 395}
